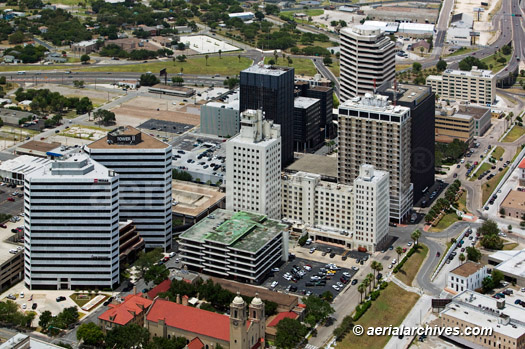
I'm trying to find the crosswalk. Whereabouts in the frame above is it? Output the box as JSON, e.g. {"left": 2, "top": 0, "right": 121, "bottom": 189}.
{"left": 305, "top": 344, "right": 318, "bottom": 349}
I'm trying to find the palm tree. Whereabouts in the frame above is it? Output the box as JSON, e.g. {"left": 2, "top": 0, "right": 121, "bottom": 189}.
{"left": 282, "top": 52, "right": 286, "bottom": 62}
{"left": 237, "top": 54, "right": 241, "bottom": 62}
{"left": 218, "top": 49, "right": 222, "bottom": 59}
{"left": 371, "top": 261, "right": 379, "bottom": 284}
{"left": 396, "top": 246, "right": 404, "bottom": 263}
{"left": 459, "top": 253, "right": 466, "bottom": 264}
{"left": 375, "top": 263, "right": 383, "bottom": 286}
{"left": 366, "top": 273, "right": 374, "bottom": 293}
{"left": 180, "top": 67, "right": 183, "bottom": 75}
{"left": 362, "top": 278, "right": 370, "bottom": 298}
{"left": 357, "top": 283, "right": 365, "bottom": 303}
{"left": 411, "top": 230, "right": 421, "bottom": 245}
{"left": 205, "top": 54, "right": 209, "bottom": 66}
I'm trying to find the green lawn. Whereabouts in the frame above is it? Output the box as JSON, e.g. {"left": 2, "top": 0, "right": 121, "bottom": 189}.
{"left": 0, "top": 65, "right": 74, "bottom": 72}
{"left": 81, "top": 56, "right": 252, "bottom": 76}
{"left": 503, "top": 242, "right": 519, "bottom": 250}
{"left": 279, "top": 9, "right": 324, "bottom": 20}
{"left": 470, "top": 163, "right": 492, "bottom": 181}
{"left": 502, "top": 126, "right": 525, "bottom": 142}
{"left": 430, "top": 212, "right": 461, "bottom": 232}
{"left": 69, "top": 293, "right": 108, "bottom": 307}
{"left": 339, "top": 283, "right": 420, "bottom": 349}
{"left": 396, "top": 244, "right": 429, "bottom": 286}
{"left": 445, "top": 47, "right": 476, "bottom": 57}
{"left": 328, "top": 59, "right": 340, "bottom": 77}
{"left": 481, "top": 51, "right": 513, "bottom": 73}
{"left": 492, "top": 146, "right": 505, "bottom": 160}
{"left": 458, "top": 191, "right": 468, "bottom": 212}
{"left": 264, "top": 57, "right": 317, "bottom": 76}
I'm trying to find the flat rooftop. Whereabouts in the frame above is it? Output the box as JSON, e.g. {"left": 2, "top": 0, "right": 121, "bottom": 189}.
{"left": 500, "top": 190, "right": 525, "bottom": 211}
{"left": 495, "top": 249, "right": 525, "bottom": 279}
{"left": 436, "top": 110, "right": 473, "bottom": 121}
{"left": 379, "top": 83, "right": 431, "bottom": 104}
{"left": 294, "top": 96, "right": 319, "bottom": 109}
{"left": 150, "top": 84, "right": 194, "bottom": 93}
{"left": 0, "top": 155, "right": 51, "bottom": 175}
{"left": 286, "top": 154, "right": 337, "bottom": 179}
{"left": 180, "top": 209, "right": 286, "bottom": 253}
{"left": 442, "top": 290, "right": 525, "bottom": 339}
{"left": 444, "top": 68, "right": 494, "bottom": 78}
{"left": 87, "top": 126, "right": 169, "bottom": 150}
{"left": 172, "top": 180, "right": 225, "bottom": 217}
{"left": 242, "top": 64, "right": 292, "bottom": 76}
{"left": 457, "top": 106, "right": 490, "bottom": 120}
{"left": 17, "top": 140, "right": 61, "bottom": 153}
{"left": 449, "top": 261, "right": 485, "bottom": 277}
{"left": 28, "top": 153, "right": 111, "bottom": 179}
{"left": 340, "top": 95, "right": 410, "bottom": 116}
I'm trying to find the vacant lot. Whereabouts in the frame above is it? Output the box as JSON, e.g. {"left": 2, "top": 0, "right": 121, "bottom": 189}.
{"left": 263, "top": 57, "right": 317, "bottom": 76}
{"left": 430, "top": 212, "right": 461, "bottom": 232}
{"left": 502, "top": 126, "right": 525, "bottom": 142}
{"left": 396, "top": 244, "right": 429, "bottom": 286}
{"left": 339, "top": 283, "right": 420, "bottom": 349}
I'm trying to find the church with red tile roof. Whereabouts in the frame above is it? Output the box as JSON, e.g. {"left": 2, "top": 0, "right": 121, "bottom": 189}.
{"left": 145, "top": 292, "right": 265, "bottom": 349}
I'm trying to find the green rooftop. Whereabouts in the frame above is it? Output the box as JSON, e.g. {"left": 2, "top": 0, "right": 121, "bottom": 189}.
{"left": 180, "top": 209, "right": 287, "bottom": 253}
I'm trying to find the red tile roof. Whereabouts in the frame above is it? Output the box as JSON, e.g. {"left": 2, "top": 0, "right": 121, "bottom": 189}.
{"left": 519, "top": 158, "right": 525, "bottom": 169}
{"left": 147, "top": 279, "right": 171, "bottom": 299}
{"left": 267, "top": 312, "right": 299, "bottom": 327}
{"left": 98, "top": 294, "right": 153, "bottom": 326}
{"left": 187, "top": 337, "right": 204, "bottom": 349}
{"left": 146, "top": 299, "right": 230, "bottom": 341}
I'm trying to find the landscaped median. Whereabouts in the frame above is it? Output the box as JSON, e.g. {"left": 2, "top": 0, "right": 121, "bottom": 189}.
{"left": 337, "top": 283, "right": 420, "bottom": 349}
{"left": 394, "top": 244, "right": 429, "bottom": 286}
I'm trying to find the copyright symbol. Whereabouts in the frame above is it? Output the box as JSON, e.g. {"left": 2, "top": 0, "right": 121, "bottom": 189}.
{"left": 353, "top": 325, "right": 364, "bottom": 336}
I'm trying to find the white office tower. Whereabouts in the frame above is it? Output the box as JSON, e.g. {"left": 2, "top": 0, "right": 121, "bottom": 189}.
{"left": 24, "top": 154, "right": 119, "bottom": 290}
{"left": 354, "top": 164, "right": 390, "bottom": 252}
{"left": 86, "top": 126, "right": 172, "bottom": 250}
{"left": 226, "top": 109, "right": 282, "bottom": 219}
{"left": 338, "top": 94, "right": 413, "bottom": 222}
{"left": 340, "top": 25, "right": 395, "bottom": 101}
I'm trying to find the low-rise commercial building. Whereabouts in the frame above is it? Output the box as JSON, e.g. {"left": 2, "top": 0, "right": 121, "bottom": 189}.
{"left": 488, "top": 249, "right": 525, "bottom": 287}
{"left": 98, "top": 293, "right": 153, "bottom": 333}
{"left": 172, "top": 180, "right": 226, "bottom": 226}
{"left": 0, "top": 155, "right": 51, "bottom": 185}
{"left": 500, "top": 190, "right": 525, "bottom": 220}
{"left": 147, "top": 84, "right": 195, "bottom": 97}
{"left": 71, "top": 39, "right": 98, "bottom": 54}
{"left": 15, "top": 141, "right": 61, "bottom": 158}
{"left": 435, "top": 105, "right": 490, "bottom": 144}
{"left": 179, "top": 209, "right": 288, "bottom": 283}
{"left": 427, "top": 67, "right": 496, "bottom": 105}
{"left": 200, "top": 91, "right": 240, "bottom": 138}
{"left": 0, "top": 226, "right": 23, "bottom": 293}
{"left": 438, "top": 290, "right": 525, "bottom": 349}
{"left": 446, "top": 261, "right": 488, "bottom": 294}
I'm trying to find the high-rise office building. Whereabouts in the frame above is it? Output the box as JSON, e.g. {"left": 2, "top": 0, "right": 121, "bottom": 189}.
{"left": 340, "top": 25, "right": 395, "bottom": 101}
{"left": 295, "top": 81, "right": 335, "bottom": 140}
{"left": 86, "top": 126, "right": 173, "bottom": 250}
{"left": 377, "top": 83, "right": 435, "bottom": 203}
{"left": 225, "top": 109, "right": 281, "bottom": 220}
{"left": 24, "top": 154, "right": 119, "bottom": 290}
{"left": 293, "top": 97, "right": 321, "bottom": 152}
{"left": 338, "top": 94, "right": 413, "bottom": 222}
{"left": 240, "top": 64, "right": 294, "bottom": 166}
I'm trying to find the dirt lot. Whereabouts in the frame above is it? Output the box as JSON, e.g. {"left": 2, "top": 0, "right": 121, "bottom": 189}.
{"left": 453, "top": 0, "right": 500, "bottom": 45}
{"left": 110, "top": 96, "right": 200, "bottom": 127}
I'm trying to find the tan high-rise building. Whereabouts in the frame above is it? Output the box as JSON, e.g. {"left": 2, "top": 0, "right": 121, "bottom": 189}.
{"left": 340, "top": 25, "right": 395, "bottom": 101}
{"left": 338, "top": 94, "right": 413, "bottom": 222}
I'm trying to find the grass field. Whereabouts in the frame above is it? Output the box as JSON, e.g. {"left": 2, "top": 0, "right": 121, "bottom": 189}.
{"left": 492, "top": 146, "right": 505, "bottom": 160}
{"left": 430, "top": 212, "right": 461, "bottom": 232}
{"left": 481, "top": 51, "right": 513, "bottom": 73}
{"left": 81, "top": 56, "right": 252, "bottom": 76}
{"left": 339, "top": 283, "right": 420, "bottom": 349}
{"left": 395, "top": 64, "right": 411, "bottom": 72}
{"left": 279, "top": 9, "right": 325, "bottom": 20}
{"left": 396, "top": 244, "right": 428, "bottom": 286}
{"left": 328, "top": 59, "right": 340, "bottom": 77}
{"left": 502, "top": 126, "right": 525, "bottom": 142}
{"left": 470, "top": 163, "right": 492, "bottom": 181}
{"left": 0, "top": 65, "right": 73, "bottom": 72}
{"left": 503, "top": 242, "right": 519, "bottom": 250}
{"left": 264, "top": 57, "right": 317, "bottom": 76}
{"left": 445, "top": 47, "right": 476, "bottom": 57}
{"left": 69, "top": 293, "right": 103, "bottom": 307}
{"left": 458, "top": 191, "right": 468, "bottom": 212}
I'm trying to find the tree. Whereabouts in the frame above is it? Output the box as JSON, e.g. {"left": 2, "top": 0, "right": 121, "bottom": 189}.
{"left": 38, "top": 310, "right": 52, "bottom": 329}
{"left": 139, "top": 73, "right": 159, "bottom": 87}
{"left": 323, "top": 56, "right": 333, "bottom": 65}
{"left": 411, "top": 230, "right": 421, "bottom": 245}
{"left": 255, "top": 11, "right": 265, "bottom": 21}
{"left": 145, "top": 336, "right": 187, "bottom": 349}
{"left": 501, "top": 44, "right": 512, "bottom": 55}
{"left": 357, "top": 283, "right": 365, "bottom": 303}
{"left": 287, "top": 57, "right": 293, "bottom": 66}
{"left": 144, "top": 264, "right": 170, "bottom": 285}
{"left": 223, "top": 77, "right": 239, "bottom": 89}
{"left": 93, "top": 109, "right": 116, "bottom": 125}
{"left": 0, "top": 76, "right": 6, "bottom": 85}
{"left": 492, "top": 270, "right": 504, "bottom": 287}
{"left": 371, "top": 261, "right": 383, "bottom": 287}
{"left": 8, "top": 31, "right": 25, "bottom": 44}
{"left": 436, "top": 59, "right": 447, "bottom": 72}
{"left": 80, "top": 54, "right": 90, "bottom": 64}
{"left": 395, "top": 246, "right": 404, "bottom": 262}
{"left": 268, "top": 58, "right": 276, "bottom": 65}
{"left": 419, "top": 47, "right": 425, "bottom": 56}
{"left": 302, "top": 295, "right": 334, "bottom": 326}
{"left": 412, "top": 62, "right": 422, "bottom": 72}
{"left": 362, "top": 278, "right": 370, "bottom": 298}
{"left": 105, "top": 324, "right": 151, "bottom": 349}
{"left": 172, "top": 76, "right": 184, "bottom": 86}
{"left": 459, "top": 253, "right": 466, "bottom": 264}
{"left": 205, "top": 54, "right": 209, "bottom": 66}
{"left": 458, "top": 56, "right": 488, "bottom": 71}
{"left": 275, "top": 318, "right": 307, "bottom": 349}
{"left": 77, "top": 322, "right": 104, "bottom": 346}
{"left": 466, "top": 246, "right": 481, "bottom": 262}
{"left": 73, "top": 80, "right": 85, "bottom": 88}
{"left": 135, "top": 249, "right": 164, "bottom": 277}
{"left": 218, "top": 49, "right": 222, "bottom": 59}
{"left": 320, "top": 291, "right": 334, "bottom": 302}
{"left": 366, "top": 273, "right": 374, "bottom": 293}
{"left": 176, "top": 55, "right": 187, "bottom": 62}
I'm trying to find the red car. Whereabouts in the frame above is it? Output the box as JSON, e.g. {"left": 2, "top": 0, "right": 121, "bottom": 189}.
{"left": 0, "top": 224, "right": 6, "bottom": 228}
{"left": 436, "top": 252, "right": 441, "bottom": 257}
{"left": 7, "top": 197, "right": 15, "bottom": 202}
{"left": 162, "top": 256, "right": 169, "bottom": 262}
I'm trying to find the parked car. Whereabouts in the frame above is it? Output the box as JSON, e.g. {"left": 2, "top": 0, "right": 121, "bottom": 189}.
{"left": 351, "top": 279, "right": 358, "bottom": 286}
{"left": 32, "top": 303, "right": 37, "bottom": 310}
{"left": 56, "top": 296, "right": 66, "bottom": 302}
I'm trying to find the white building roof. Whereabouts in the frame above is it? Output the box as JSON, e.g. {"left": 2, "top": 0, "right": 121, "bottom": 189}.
{"left": 362, "top": 21, "right": 399, "bottom": 33}
{"left": 27, "top": 153, "right": 112, "bottom": 180}
{"left": 494, "top": 249, "right": 525, "bottom": 279}
{"left": 0, "top": 155, "right": 51, "bottom": 176}
{"left": 489, "top": 249, "right": 522, "bottom": 263}
{"left": 73, "top": 39, "right": 98, "bottom": 47}
{"left": 228, "top": 12, "right": 254, "bottom": 18}
{"left": 398, "top": 23, "right": 435, "bottom": 33}
{"left": 294, "top": 96, "right": 319, "bottom": 109}
{"left": 442, "top": 290, "right": 525, "bottom": 339}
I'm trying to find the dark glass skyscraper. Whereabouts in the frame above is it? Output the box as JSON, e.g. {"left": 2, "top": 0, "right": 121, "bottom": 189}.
{"left": 240, "top": 64, "right": 295, "bottom": 166}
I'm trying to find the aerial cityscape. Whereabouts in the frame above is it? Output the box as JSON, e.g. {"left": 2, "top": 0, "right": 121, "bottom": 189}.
{"left": 0, "top": 0, "right": 522, "bottom": 347}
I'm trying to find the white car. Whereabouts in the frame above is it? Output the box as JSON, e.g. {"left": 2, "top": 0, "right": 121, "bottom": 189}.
{"left": 20, "top": 292, "right": 24, "bottom": 298}
{"left": 271, "top": 268, "right": 280, "bottom": 272}
{"left": 352, "top": 266, "right": 359, "bottom": 271}
{"left": 343, "top": 272, "right": 352, "bottom": 278}
{"left": 332, "top": 285, "right": 341, "bottom": 291}
{"left": 388, "top": 264, "right": 393, "bottom": 269}
{"left": 521, "top": 287, "right": 525, "bottom": 292}
{"left": 270, "top": 281, "right": 278, "bottom": 289}
{"left": 392, "top": 259, "right": 397, "bottom": 264}
{"left": 22, "top": 304, "right": 26, "bottom": 310}
{"left": 168, "top": 252, "right": 176, "bottom": 258}
{"left": 310, "top": 276, "right": 321, "bottom": 281}
{"left": 407, "top": 242, "right": 412, "bottom": 246}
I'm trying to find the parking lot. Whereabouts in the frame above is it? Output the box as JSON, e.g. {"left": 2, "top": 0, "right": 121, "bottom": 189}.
{"left": 0, "top": 184, "right": 24, "bottom": 217}
{"left": 138, "top": 119, "right": 195, "bottom": 136}
{"left": 262, "top": 256, "right": 358, "bottom": 297}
